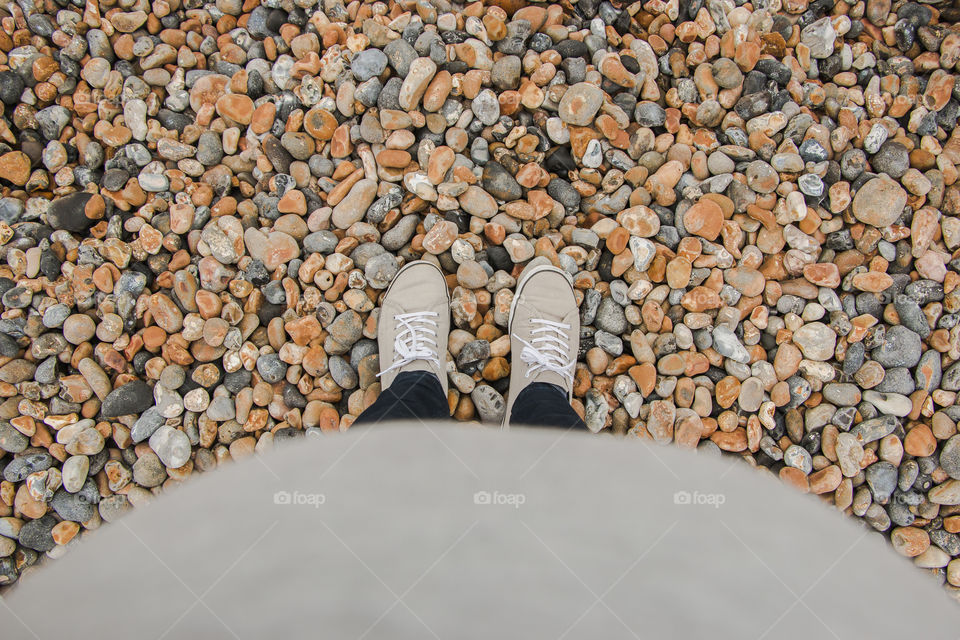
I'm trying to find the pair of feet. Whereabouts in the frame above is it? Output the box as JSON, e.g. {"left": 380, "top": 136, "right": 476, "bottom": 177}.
{"left": 376, "top": 259, "right": 580, "bottom": 427}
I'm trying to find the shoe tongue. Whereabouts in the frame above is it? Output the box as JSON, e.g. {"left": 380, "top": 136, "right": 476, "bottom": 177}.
{"left": 395, "top": 359, "right": 436, "bottom": 376}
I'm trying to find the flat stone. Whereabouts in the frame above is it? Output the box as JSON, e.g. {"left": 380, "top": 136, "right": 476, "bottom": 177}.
{"left": 558, "top": 83, "right": 603, "bottom": 126}
{"left": 101, "top": 381, "right": 154, "bottom": 417}
{"left": 149, "top": 426, "right": 192, "bottom": 469}
{"left": 683, "top": 199, "right": 724, "bottom": 241}
{"left": 792, "top": 323, "right": 836, "bottom": 361}
{"left": 940, "top": 435, "right": 960, "bottom": 480}
{"left": 852, "top": 177, "right": 907, "bottom": 227}
{"left": 472, "top": 385, "right": 505, "bottom": 424}
{"left": 398, "top": 58, "right": 436, "bottom": 110}
{"left": 18, "top": 514, "right": 58, "bottom": 552}
{"left": 332, "top": 179, "right": 378, "bottom": 229}
{"left": 351, "top": 49, "right": 387, "bottom": 81}
{"left": 872, "top": 325, "right": 921, "bottom": 368}
{"left": 47, "top": 192, "right": 97, "bottom": 232}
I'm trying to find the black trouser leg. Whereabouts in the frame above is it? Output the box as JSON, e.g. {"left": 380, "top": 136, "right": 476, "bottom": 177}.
{"left": 509, "top": 382, "right": 587, "bottom": 430}
{"left": 354, "top": 371, "right": 449, "bottom": 425}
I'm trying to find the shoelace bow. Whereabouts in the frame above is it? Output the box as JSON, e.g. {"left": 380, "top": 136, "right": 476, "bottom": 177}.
{"left": 512, "top": 319, "right": 575, "bottom": 387}
{"left": 377, "top": 311, "right": 441, "bottom": 378}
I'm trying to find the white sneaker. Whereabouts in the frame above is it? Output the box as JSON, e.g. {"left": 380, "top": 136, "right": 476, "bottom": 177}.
{"left": 377, "top": 260, "right": 450, "bottom": 394}
{"left": 503, "top": 262, "right": 579, "bottom": 428}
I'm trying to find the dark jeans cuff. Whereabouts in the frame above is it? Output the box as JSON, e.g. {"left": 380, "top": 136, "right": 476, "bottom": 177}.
{"left": 509, "top": 382, "right": 587, "bottom": 430}
{"left": 353, "top": 371, "right": 449, "bottom": 425}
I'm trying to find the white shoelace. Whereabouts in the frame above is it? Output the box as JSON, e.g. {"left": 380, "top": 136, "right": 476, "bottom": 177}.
{"left": 377, "top": 311, "right": 441, "bottom": 378}
{"left": 512, "top": 319, "right": 575, "bottom": 387}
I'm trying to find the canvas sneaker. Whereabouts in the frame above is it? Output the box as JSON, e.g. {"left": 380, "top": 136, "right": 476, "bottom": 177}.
{"left": 377, "top": 260, "right": 450, "bottom": 394}
{"left": 503, "top": 261, "right": 579, "bottom": 428}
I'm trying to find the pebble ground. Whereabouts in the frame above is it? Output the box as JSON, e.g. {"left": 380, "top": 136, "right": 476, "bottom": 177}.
{"left": 1, "top": 0, "right": 960, "bottom": 598}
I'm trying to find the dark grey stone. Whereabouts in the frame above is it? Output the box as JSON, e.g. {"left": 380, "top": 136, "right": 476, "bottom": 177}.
{"left": 50, "top": 479, "right": 99, "bottom": 522}
{"left": 852, "top": 415, "right": 899, "bottom": 443}
{"left": 101, "top": 380, "right": 154, "bottom": 417}
{"left": 871, "top": 325, "right": 921, "bottom": 368}
{"left": 482, "top": 162, "right": 522, "bottom": 201}
{"left": 256, "top": 354, "right": 287, "bottom": 384}
{"left": 3, "top": 452, "right": 54, "bottom": 482}
{"left": 865, "top": 461, "right": 897, "bottom": 503}
{"left": 18, "top": 514, "right": 57, "bottom": 552}
{"left": 131, "top": 407, "right": 165, "bottom": 444}
{"left": 594, "top": 298, "right": 627, "bottom": 335}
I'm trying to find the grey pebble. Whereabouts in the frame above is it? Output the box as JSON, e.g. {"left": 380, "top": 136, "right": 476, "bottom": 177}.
{"left": 594, "top": 297, "right": 627, "bottom": 334}
{"left": 101, "top": 380, "right": 154, "bottom": 418}
{"left": 256, "top": 354, "right": 287, "bottom": 384}
{"left": 471, "top": 385, "right": 505, "bottom": 424}
{"left": 18, "top": 514, "right": 58, "bottom": 552}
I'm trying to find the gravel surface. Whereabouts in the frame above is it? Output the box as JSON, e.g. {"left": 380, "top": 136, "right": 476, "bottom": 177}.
{"left": 1, "top": 0, "right": 960, "bottom": 599}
